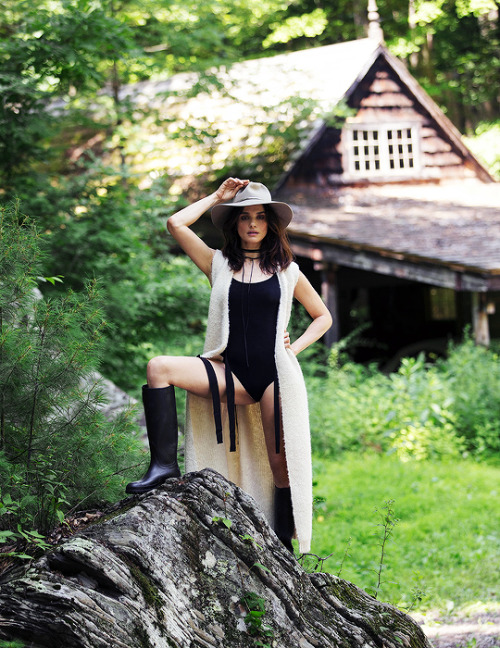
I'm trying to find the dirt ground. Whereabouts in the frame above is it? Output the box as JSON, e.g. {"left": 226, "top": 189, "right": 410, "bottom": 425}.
{"left": 413, "top": 610, "right": 500, "bottom": 648}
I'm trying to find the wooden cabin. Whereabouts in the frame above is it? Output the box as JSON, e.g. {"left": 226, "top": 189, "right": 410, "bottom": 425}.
{"left": 115, "top": 31, "right": 500, "bottom": 365}
{"left": 268, "top": 40, "right": 500, "bottom": 365}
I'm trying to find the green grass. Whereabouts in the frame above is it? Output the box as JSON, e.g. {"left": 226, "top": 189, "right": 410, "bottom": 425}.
{"left": 309, "top": 453, "right": 500, "bottom": 614}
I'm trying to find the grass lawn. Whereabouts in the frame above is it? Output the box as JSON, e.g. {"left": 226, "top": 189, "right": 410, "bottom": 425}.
{"left": 309, "top": 453, "right": 500, "bottom": 614}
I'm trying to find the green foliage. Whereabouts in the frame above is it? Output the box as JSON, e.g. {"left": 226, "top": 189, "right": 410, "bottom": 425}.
{"left": 0, "top": 203, "right": 144, "bottom": 539}
{"left": 309, "top": 337, "right": 500, "bottom": 462}
{"left": 443, "top": 337, "right": 500, "bottom": 456}
{"left": 464, "top": 121, "right": 500, "bottom": 180}
{"left": 10, "top": 159, "right": 211, "bottom": 393}
{"left": 312, "top": 454, "right": 500, "bottom": 612}
{"left": 240, "top": 591, "right": 274, "bottom": 645}
{"left": 371, "top": 500, "right": 399, "bottom": 599}
{"left": 212, "top": 516, "right": 233, "bottom": 530}
{"left": 0, "top": 640, "right": 25, "bottom": 648}
{"left": 0, "top": 0, "right": 135, "bottom": 187}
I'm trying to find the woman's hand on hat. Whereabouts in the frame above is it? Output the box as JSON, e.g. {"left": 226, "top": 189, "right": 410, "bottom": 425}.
{"left": 215, "top": 177, "right": 249, "bottom": 203}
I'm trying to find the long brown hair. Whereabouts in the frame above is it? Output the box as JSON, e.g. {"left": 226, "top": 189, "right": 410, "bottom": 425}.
{"left": 221, "top": 205, "right": 294, "bottom": 273}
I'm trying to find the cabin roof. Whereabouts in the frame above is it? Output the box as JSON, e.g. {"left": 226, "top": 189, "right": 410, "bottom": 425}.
{"left": 115, "top": 38, "right": 499, "bottom": 287}
{"left": 121, "top": 38, "right": 381, "bottom": 110}
{"left": 284, "top": 179, "right": 500, "bottom": 279}
{"left": 273, "top": 45, "right": 493, "bottom": 187}
{"left": 114, "top": 36, "right": 492, "bottom": 182}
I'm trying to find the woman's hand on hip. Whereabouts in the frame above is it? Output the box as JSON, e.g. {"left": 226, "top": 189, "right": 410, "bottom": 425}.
{"left": 284, "top": 330, "right": 295, "bottom": 354}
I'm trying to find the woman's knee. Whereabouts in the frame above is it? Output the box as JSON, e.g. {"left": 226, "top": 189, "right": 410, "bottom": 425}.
{"left": 147, "top": 356, "right": 171, "bottom": 387}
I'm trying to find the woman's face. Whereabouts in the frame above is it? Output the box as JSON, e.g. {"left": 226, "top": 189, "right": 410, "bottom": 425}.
{"left": 237, "top": 204, "right": 268, "bottom": 249}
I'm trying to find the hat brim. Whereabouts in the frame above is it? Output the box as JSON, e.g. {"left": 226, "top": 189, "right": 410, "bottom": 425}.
{"left": 211, "top": 198, "right": 293, "bottom": 230}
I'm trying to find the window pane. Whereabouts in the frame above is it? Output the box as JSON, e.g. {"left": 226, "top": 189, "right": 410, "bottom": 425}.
{"left": 429, "top": 288, "right": 456, "bottom": 320}
{"left": 347, "top": 124, "right": 418, "bottom": 176}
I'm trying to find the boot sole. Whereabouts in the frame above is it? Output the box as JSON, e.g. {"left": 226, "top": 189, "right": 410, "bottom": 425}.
{"left": 125, "top": 473, "right": 180, "bottom": 495}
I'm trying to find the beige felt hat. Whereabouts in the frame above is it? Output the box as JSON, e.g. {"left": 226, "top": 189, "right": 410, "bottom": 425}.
{"left": 211, "top": 182, "right": 293, "bottom": 230}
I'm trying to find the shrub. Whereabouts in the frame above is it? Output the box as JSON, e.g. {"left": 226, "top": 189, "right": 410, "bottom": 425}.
{"left": 442, "top": 337, "right": 500, "bottom": 457}
{"left": 308, "top": 352, "right": 465, "bottom": 461}
{"left": 0, "top": 203, "right": 144, "bottom": 537}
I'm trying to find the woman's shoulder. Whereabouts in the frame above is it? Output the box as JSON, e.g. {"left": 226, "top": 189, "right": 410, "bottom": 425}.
{"left": 212, "top": 249, "right": 227, "bottom": 268}
{"left": 281, "top": 260, "right": 300, "bottom": 282}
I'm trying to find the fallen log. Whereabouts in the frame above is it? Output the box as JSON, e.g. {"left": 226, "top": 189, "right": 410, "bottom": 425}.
{"left": 0, "top": 468, "right": 432, "bottom": 648}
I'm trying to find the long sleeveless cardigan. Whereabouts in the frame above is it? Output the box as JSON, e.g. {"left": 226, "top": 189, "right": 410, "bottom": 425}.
{"left": 184, "top": 250, "right": 313, "bottom": 553}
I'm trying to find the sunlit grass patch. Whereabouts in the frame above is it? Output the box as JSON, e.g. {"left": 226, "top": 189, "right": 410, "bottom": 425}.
{"left": 310, "top": 453, "right": 500, "bottom": 614}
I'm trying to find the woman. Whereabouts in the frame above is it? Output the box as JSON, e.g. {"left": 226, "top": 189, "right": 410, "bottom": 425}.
{"left": 126, "top": 178, "right": 332, "bottom": 554}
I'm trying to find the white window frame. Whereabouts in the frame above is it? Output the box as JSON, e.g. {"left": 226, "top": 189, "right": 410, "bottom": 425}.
{"left": 344, "top": 123, "right": 421, "bottom": 178}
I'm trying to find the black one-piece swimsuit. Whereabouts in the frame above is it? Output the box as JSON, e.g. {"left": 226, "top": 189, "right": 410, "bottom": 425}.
{"left": 199, "top": 272, "right": 283, "bottom": 455}
{"left": 225, "top": 273, "right": 280, "bottom": 402}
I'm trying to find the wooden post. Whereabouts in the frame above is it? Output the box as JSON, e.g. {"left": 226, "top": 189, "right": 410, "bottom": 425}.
{"left": 471, "top": 292, "right": 490, "bottom": 346}
{"left": 321, "top": 263, "right": 340, "bottom": 347}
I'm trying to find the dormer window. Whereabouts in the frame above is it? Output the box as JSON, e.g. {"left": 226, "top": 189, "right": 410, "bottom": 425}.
{"left": 344, "top": 123, "right": 421, "bottom": 178}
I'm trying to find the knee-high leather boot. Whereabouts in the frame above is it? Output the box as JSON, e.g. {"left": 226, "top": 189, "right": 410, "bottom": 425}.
{"left": 126, "top": 385, "right": 181, "bottom": 494}
{"left": 274, "top": 486, "right": 295, "bottom": 553}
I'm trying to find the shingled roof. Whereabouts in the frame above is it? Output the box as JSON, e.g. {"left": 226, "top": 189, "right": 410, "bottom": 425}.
{"left": 282, "top": 179, "right": 500, "bottom": 290}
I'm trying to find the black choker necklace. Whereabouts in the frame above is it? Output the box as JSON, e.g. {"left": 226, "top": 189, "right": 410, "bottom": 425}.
{"left": 241, "top": 248, "right": 261, "bottom": 257}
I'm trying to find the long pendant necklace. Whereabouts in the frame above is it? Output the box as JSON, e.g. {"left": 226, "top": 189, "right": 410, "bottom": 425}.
{"left": 241, "top": 256, "right": 256, "bottom": 368}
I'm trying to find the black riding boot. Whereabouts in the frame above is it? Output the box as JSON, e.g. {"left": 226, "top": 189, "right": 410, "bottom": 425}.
{"left": 274, "top": 486, "right": 295, "bottom": 553}
{"left": 126, "top": 385, "right": 181, "bottom": 494}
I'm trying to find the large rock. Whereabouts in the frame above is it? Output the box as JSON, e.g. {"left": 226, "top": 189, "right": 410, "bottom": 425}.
{"left": 0, "top": 469, "right": 431, "bottom": 648}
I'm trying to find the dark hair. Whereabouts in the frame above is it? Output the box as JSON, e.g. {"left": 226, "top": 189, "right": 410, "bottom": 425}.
{"left": 221, "top": 205, "right": 294, "bottom": 273}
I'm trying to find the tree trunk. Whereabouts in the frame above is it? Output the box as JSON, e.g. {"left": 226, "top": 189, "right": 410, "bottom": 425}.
{"left": 0, "top": 469, "right": 432, "bottom": 648}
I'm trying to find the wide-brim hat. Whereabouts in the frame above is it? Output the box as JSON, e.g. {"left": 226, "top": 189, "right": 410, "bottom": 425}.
{"left": 211, "top": 182, "right": 293, "bottom": 230}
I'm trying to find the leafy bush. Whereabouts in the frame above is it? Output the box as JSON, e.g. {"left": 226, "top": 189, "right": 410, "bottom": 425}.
{"left": 463, "top": 121, "right": 500, "bottom": 180}
{"left": 443, "top": 338, "right": 500, "bottom": 456}
{"left": 308, "top": 336, "right": 500, "bottom": 461}
{"left": 0, "top": 203, "right": 144, "bottom": 538}
{"left": 15, "top": 162, "right": 211, "bottom": 394}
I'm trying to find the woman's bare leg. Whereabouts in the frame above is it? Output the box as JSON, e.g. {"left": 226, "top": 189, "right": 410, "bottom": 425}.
{"left": 147, "top": 355, "right": 256, "bottom": 405}
{"left": 259, "top": 383, "right": 289, "bottom": 488}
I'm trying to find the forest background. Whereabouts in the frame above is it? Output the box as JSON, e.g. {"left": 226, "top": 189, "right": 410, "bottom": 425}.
{"left": 1, "top": 0, "right": 500, "bottom": 624}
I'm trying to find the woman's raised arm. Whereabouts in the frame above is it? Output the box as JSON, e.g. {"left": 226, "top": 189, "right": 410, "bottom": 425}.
{"left": 167, "top": 178, "right": 248, "bottom": 277}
